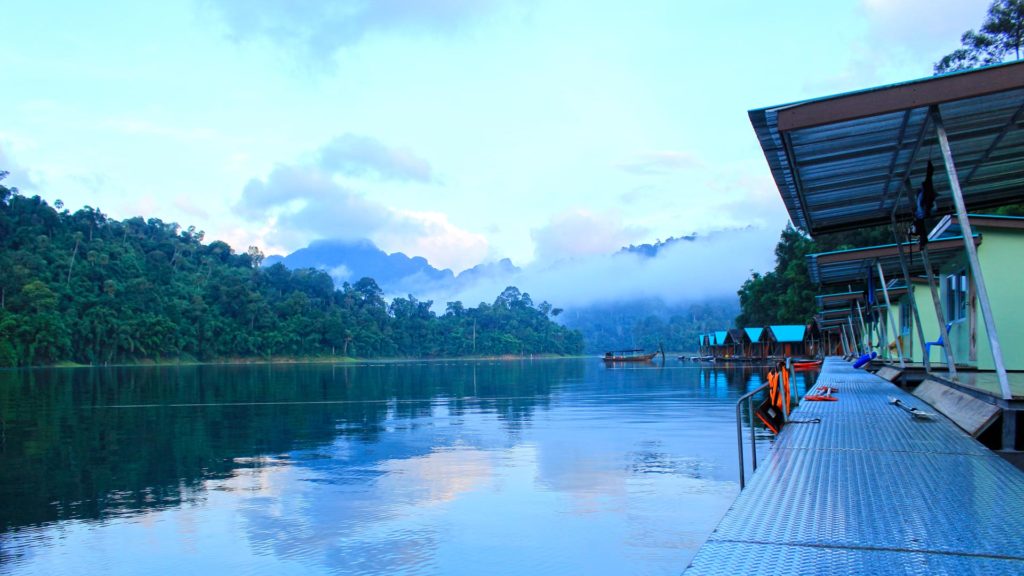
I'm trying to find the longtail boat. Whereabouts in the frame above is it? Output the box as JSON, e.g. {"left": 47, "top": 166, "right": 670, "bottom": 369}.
{"left": 602, "top": 346, "right": 663, "bottom": 363}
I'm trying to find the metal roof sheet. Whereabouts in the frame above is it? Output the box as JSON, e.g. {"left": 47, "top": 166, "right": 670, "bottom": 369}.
{"left": 806, "top": 235, "right": 977, "bottom": 286}
{"left": 768, "top": 325, "right": 806, "bottom": 342}
{"left": 744, "top": 327, "right": 764, "bottom": 342}
{"left": 750, "top": 61, "right": 1024, "bottom": 236}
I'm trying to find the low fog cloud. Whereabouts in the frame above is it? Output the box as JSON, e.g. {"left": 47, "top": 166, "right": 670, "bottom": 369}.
{"left": 419, "top": 226, "right": 779, "bottom": 310}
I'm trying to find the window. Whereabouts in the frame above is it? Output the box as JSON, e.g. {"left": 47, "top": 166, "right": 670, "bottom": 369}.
{"left": 899, "top": 299, "right": 912, "bottom": 334}
{"left": 944, "top": 270, "right": 968, "bottom": 321}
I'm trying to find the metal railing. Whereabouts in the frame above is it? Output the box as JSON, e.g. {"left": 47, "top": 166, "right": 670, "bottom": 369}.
{"left": 735, "top": 382, "right": 769, "bottom": 490}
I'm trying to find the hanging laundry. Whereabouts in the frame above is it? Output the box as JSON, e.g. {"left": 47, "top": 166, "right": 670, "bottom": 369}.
{"left": 913, "top": 160, "right": 937, "bottom": 246}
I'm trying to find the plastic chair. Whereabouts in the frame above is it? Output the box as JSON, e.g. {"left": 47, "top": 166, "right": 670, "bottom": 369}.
{"left": 925, "top": 322, "right": 954, "bottom": 357}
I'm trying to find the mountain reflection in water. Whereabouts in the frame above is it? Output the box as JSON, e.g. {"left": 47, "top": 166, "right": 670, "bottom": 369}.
{"left": 0, "top": 360, "right": 812, "bottom": 575}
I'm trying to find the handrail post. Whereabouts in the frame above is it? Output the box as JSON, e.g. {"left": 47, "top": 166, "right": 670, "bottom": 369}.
{"left": 735, "top": 382, "right": 770, "bottom": 489}
{"left": 736, "top": 401, "right": 745, "bottom": 490}
{"left": 749, "top": 396, "right": 757, "bottom": 471}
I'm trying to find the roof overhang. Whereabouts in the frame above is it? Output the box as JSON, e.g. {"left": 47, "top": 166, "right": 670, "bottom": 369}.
{"left": 930, "top": 213, "right": 1024, "bottom": 239}
{"left": 807, "top": 235, "right": 978, "bottom": 286}
{"left": 750, "top": 61, "right": 1024, "bottom": 236}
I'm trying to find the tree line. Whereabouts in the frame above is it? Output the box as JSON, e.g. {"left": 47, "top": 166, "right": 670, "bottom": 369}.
{"left": 562, "top": 298, "right": 738, "bottom": 354}
{"left": 0, "top": 175, "right": 582, "bottom": 366}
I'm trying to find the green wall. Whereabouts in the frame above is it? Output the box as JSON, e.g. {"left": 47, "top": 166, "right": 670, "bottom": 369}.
{"left": 901, "top": 226, "right": 1024, "bottom": 370}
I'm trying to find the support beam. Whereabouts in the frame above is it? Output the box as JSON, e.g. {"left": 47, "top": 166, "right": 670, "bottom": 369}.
{"left": 931, "top": 106, "right": 1012, "bottom": 401}
{"left": 855, "top": 300, "right": 870, "bottom": 353}
{"left": 847, "top": 316, "right": 859, "bottom": 355}
{"left": 920, "top": 245, "right": 958, "bottom": 378}
{"left": 877, "top": 261, "right": 906, "bottom": 368}
{"left": 891, "top": 211, "right": 931, "bottom": 370}
{"left": 1005, "top": 410, "right": 1018, "bottom": 451}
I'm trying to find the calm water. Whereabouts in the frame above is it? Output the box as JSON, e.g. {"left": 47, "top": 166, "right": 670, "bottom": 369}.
{"left": 0, "top": 360, "right": 813, "bottom": 575}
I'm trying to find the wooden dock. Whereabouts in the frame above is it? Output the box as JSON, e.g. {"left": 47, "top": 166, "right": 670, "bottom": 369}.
{"left": 685, "top": 357, "right": 1024, "bottom": 574}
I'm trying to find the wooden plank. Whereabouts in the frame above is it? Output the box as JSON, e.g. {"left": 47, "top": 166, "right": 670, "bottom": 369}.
{"left": 914, "top": 379, "right": 1001, "bottom": 437}
{"left": 875, "top": 366, "right": 902, "bottom": 382}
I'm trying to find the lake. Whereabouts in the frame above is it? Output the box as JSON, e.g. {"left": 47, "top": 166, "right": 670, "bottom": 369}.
{"left": 0, "top": 360, "right": 813, "bottom": 575}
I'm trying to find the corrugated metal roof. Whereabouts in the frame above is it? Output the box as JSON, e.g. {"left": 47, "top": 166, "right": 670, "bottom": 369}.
{"left": 744, "top": 327, "right": 764, "bottom": 342}
{"left": 768, "top": 325, "right": 806, "bottom": 342}
{"left": 806, "top": 235, "right": 976, "bottom": 285}
{"left": 930, "top": 213, "right": 1024, "bottom": 239}
{"left": 750, "top": 61, "right": 1024, "bottom": 236}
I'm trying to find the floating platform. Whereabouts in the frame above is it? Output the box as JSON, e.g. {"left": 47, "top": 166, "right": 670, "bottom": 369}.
{"left": 685, "top": 356, "right": 1024, "bottom": 574}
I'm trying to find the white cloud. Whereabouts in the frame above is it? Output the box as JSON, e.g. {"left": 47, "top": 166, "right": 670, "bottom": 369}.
{"left": 206, "top": 0, "right": 521, "bottom": 64}
{"left": 235, "top": 135, "right": 487, "bottom": 272}
{"left": 0, "top": 140, "right": 38, "bottom": 190}
{"left": 377, "top": 210, "right": 488, "bottom": 272}
{"left": 860, "top": 0, "right": 990, "bottom": 55}
{"left": 615, "top": 150, "right": 703, "bottom": 175}
{"left": 530, "top": 209, "right": 647, "bottom": 264}
{"left": 319, "top": 134, "right": 436, "bottom": 183}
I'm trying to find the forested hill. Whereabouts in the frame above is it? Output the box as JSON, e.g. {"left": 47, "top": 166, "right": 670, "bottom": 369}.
{"left": 0, "top": 179, "right": 583, "bottom": 367}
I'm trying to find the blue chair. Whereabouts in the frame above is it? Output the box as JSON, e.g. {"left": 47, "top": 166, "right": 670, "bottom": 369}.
{"left": 925, "top": 322, "right": 954, "bottom": 358}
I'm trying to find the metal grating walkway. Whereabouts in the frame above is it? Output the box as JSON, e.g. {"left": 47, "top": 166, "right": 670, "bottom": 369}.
{"left": 685, "top": 357, "right": 1024, "bottom": 575}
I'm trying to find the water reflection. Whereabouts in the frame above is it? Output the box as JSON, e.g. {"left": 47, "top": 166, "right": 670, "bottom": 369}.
{"left": 0, "top": 360, "right": 816, "bottom": 575}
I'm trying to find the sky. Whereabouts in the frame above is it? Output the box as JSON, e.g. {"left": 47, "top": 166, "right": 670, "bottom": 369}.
{"left": 0, "top": 0, "right": 991, "bottom": 293}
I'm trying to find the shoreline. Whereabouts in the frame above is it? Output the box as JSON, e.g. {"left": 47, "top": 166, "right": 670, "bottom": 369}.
{"left": 11, "top": 354, "right": 593, "bottom": 370}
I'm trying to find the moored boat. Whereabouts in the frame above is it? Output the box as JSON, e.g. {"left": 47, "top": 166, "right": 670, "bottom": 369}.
{"left": 603, "top": 347, "right": 663, "bottom": 363}
{"left": 792, "top": 359, "right": 823, "bottom": 370}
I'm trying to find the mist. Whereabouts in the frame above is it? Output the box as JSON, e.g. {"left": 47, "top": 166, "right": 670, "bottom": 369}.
{"left": 413, "top": 225, "right": 780, "bottom": 311}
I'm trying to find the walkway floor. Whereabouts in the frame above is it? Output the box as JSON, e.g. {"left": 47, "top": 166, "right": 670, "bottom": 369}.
{"left": 685, "top": 357, "right": 1024, "bottom": 575}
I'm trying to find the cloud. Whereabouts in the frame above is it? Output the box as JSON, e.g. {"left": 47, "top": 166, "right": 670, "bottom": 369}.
{"left": 0, "top": 142, "right": 38, "bottom": 191}
{"left": 377, "top": 210, "right": 488, "bottom": 272}
{"left": 860, "top": 0, "right": 990, "bottom": 56}
{"left": 615, "top": 151, "right": 702, "bottom": 175}
{"left": 319, "top": 134, "right": 436, "bottom": 183}
{"left": 206, "top": 0, "right": 515, "bottom": 63}
{"left": 422, "top": 226, "right": 779, "bottom": 310}
{"left": 236, "top": 135, "right": 486, "bottom": 272}
{"left": 237, "top": 163, "right": 391, "bottom": 241}
{"left": 530, "top": 209, "right": 647, "bottom": 264}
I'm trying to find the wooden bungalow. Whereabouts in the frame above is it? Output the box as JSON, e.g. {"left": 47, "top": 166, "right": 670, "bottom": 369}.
{"left": 766, "top": 325, "right": 808, "bottom": 358}
{"left": 711, "top": 330, "right": 730, "bottom": 358}
{"left": 727, "top": 328, "right": 749, "bottom": 359}
{"left": 743, "top": 327, "right": 768, "bottom": 359}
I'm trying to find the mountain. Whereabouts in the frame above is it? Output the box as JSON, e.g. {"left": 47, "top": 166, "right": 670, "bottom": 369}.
{"left": 265, "top": 239, "right": 454, "bottom": 294}
{"left": 619, "top": 234, "right": 698, "bottom": 258}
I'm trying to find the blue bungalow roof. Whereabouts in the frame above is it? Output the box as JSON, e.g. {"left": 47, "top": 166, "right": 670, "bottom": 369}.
{"left": 744, "top": 327, "right": 764, "bottom": 342}
{"left": 769, "top": 325, "right": 806, "bottom": 343}
{"left": 714, "top": 330, "right": 729, "bottom": 345}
